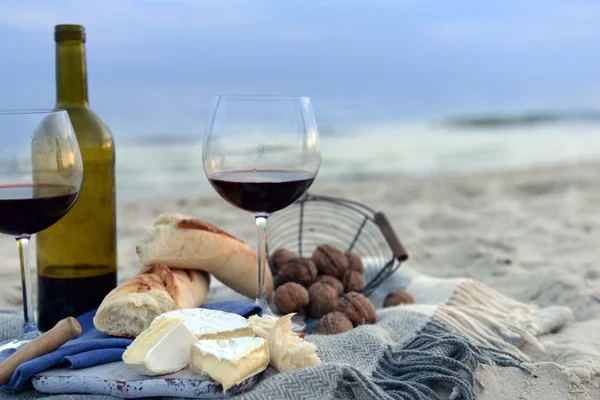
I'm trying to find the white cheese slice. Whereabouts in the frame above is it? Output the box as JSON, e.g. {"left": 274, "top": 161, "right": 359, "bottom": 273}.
{"left": 122, "top": 317, "right": 197, "bottom": 376}
{"left": 155, "top": 308, "right": 255, "bottom": 340}
{"left": 190, "top": 337, "right": 269, "bottom": 391}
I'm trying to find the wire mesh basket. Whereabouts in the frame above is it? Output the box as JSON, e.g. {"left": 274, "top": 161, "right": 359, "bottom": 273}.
{"left": 266, "top": 193, "right": 409, "bottom": 297}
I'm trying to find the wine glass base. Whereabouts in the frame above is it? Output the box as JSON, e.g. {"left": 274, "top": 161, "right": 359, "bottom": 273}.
{"left": 0, "top": 323, "right": 41, "bottom": 354}
{"left": 255, "top": 298, "right": 306, "bottom": 333}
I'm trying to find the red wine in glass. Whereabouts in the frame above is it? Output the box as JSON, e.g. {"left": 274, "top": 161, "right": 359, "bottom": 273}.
{"left": 0, "top": 184, "right": 79, "bottom": 236}
{"left": 0, "top": 109, "right": 83, "bottom": 352}
{"left": 202, "top": 95, "right": 321, "bottom": 329}
{"left": 208, "top": 169, "right": 315, "bottom": 213}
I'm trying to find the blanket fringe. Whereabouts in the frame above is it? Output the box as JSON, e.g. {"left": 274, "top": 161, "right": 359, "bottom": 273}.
{"left": 436, "top": 280, "right": 544, "bottom": 361}
{"left": 367, "top": 323, "right": 530, "bottom": 400}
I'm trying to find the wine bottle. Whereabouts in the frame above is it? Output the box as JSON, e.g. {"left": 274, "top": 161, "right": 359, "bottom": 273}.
{"left": 36, "top": 24, "right": 117, "bottom": 331}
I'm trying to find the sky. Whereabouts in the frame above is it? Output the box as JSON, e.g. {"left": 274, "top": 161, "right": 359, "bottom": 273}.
{"left": 0, "top": 0, "right": 599, "bottom": 137}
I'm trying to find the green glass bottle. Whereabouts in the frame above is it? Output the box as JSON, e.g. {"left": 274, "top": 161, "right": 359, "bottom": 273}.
{"left": 36, "top": 24, "right": 117, "bottom": 331}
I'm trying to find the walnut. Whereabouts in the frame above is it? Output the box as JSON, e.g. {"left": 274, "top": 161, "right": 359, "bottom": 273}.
{"left": 338, "top": 292, "right": 377, "bottom": 326}
{"left": 268, "top": 248, "right": 298, "bottom": 274}
{"left": 315, "top": 275, "right": 344, "bottom": 296}
{"left": 306, "top": 282, "right": 339, "bottom": 319}
{"left": 277, "top": 258, "right": 318, "bottom": 287}
{"left": 342, "top": 270, "right": 365, "bottom": 293}
{"left": 383, "top": 291, "right": 415, "bottom": 308}
{"left": 274, "top": 282, "right": 309, "bottom": 314}
{"left": 346, "top": 252, "right": 364, "bottom": 274}
{"left": 312, "top": 244, "right": 348, "bottom": 279}
{"left": 316, "top": 312, "right": 353, "bottom": 335}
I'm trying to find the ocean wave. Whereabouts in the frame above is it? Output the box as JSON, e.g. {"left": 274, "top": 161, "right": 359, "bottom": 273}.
{"left": 441, "top": 110, "right": 600, "bottom": 130}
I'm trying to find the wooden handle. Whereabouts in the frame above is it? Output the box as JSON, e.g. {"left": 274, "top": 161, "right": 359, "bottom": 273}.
{"left": 374, "top": 212, "right": 409, "bottom": 262}
{"left": 0, "top": 317, "right": 82, "bottom": 385}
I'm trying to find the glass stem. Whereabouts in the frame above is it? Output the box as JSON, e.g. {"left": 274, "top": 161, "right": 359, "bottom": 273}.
{"left": 16, "top": 235, "right": 36, "bottom": 334}
{"left": 254, "top": 214, "right": 271, "bottom": 313}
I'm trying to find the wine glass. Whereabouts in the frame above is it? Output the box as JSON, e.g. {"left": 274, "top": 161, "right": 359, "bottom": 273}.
{"left": 203, "top": 95, "right": 321, "bottom": 321}
{"left": 0, "top": 110, "right": 83, "bottom": 352}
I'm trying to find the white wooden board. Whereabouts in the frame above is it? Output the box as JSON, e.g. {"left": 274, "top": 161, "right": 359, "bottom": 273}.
{"left": 31, "top": 361, "right": 261, "bottom": 399}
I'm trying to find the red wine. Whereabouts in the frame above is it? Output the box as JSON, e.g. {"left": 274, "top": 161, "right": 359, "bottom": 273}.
{"left": 38, "top": 266, "right": 116, "bottom": 332}
{"left": 0, "top": 184, "right": 79, "bottom": 236}
{"left": 208, "top": 169, "right": 314, "bottom": 213}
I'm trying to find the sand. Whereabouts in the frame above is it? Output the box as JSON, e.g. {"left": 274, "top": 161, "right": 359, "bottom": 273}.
{"left": 2, "top": 161, "right": 600, "bottom": 399}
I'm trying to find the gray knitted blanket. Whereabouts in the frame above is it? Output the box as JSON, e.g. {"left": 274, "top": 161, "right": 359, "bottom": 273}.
{"left": 0, "top": 264, "right": 573, "bottom": 400}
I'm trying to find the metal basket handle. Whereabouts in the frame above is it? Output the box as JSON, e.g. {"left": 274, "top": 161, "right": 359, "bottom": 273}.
{"left": 374, "top": 212, "right": 408, "bottom": 262}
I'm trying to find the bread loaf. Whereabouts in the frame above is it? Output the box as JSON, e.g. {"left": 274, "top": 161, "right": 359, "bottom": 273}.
{"left": 93, "top": 265, "right": 209, "bottom": 337}
{"left": 136, "top": 212, "right": 273, "bottom": 301}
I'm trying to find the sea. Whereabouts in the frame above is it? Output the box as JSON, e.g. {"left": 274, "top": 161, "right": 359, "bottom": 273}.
{"left": 115, "top": 111, "right": 600, "bottom": 201}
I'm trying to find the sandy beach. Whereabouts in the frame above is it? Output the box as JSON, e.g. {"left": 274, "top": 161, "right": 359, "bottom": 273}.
{"left": 2, "top": 161, "right": 600, "bottom": 398}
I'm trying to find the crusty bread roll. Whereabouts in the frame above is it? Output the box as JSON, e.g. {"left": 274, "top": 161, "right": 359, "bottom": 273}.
{"left": 136, "top": 212, "right": 273, "bottom": 301}
{"left": 93, "top": 265, "right": 210, "bottom": 337}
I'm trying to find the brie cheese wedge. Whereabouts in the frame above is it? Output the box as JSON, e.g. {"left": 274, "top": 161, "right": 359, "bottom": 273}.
{"left": 122, "top": 316, "right": 197, "bottom": 376}
{"left": 155, "top": 308, "right": 255, "bottom": 340}
{"left": 190, "top": 337, "right": 269, "bottom": 391}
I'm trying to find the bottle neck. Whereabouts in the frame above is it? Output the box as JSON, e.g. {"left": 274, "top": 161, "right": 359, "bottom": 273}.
{"left": 55, "top": 41, "right": 89, "bottom": 108}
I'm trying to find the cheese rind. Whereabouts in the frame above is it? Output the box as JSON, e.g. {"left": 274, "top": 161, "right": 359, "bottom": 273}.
{"left": 122, "top": 317, "right": 198, "bottom": 376}
{"left": 190, "top": 337, "right": 269, "bottom": 391}
{"left": 155, "top": 308, "right": 255, "bottom": 340}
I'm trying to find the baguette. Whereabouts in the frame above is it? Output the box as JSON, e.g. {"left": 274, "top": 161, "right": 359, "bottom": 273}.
{"left": 93, "top": 265, "right": 210, "bottom": 337}
{"left": 136, "top": 212, "right": 273, "bottom": 301}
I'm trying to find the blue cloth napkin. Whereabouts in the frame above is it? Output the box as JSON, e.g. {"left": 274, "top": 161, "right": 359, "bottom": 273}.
{"left": 0, "top": 301, "right": 262, "bottom": 391}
